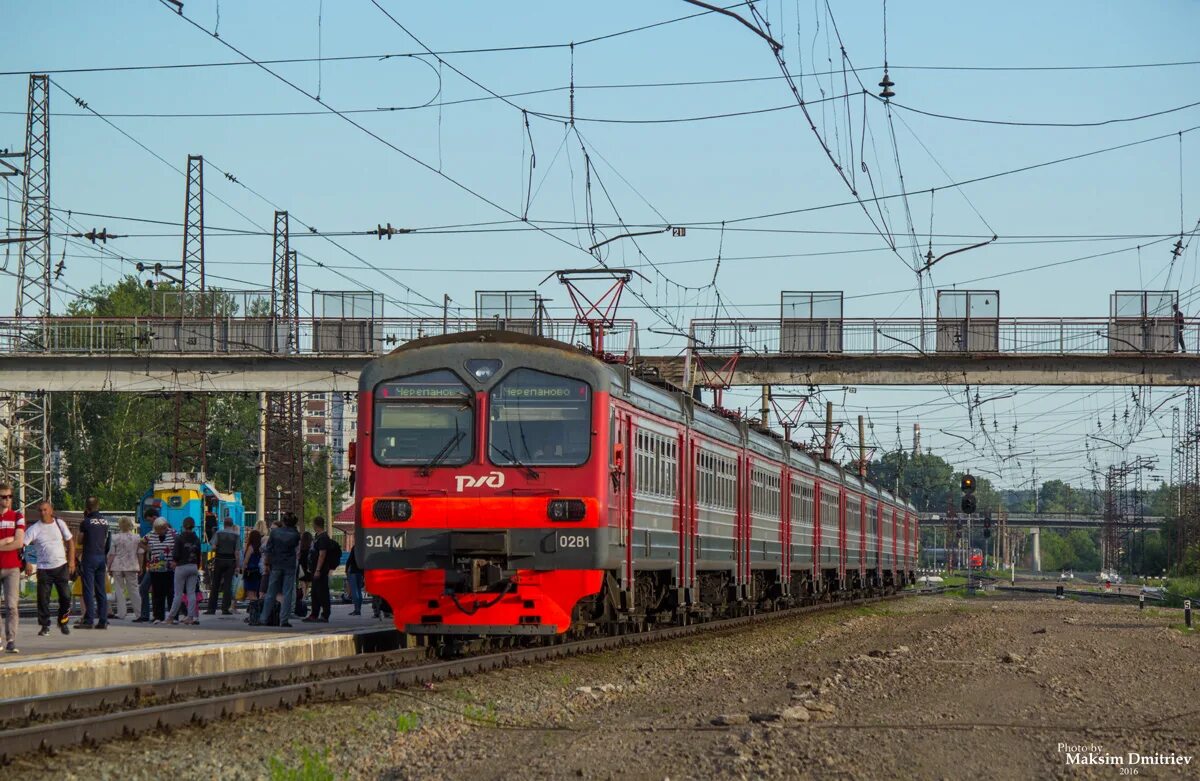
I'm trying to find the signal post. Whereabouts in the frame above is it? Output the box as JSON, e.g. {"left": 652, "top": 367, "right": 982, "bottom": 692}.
{"left": 961, "top": 474, "right": 976, "bottom": 594}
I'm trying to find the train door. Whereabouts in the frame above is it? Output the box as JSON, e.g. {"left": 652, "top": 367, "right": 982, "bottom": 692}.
{"left": 859, "top": 497, "right": 867, "bottom": 577}
{"left": 876, "top": 502, "right": 885, "bottom": 579}
{"left": 677, "top": 430, "right": 690, "bottom": 601}
{"left": 892, "top": 509, "right": 899, "bottom": 572}
{"left": 611, "top": 409, "right": 634, "bottom": 597}
{"left": 838, "top": 486, "right": 847, "bottom": 584}
{"left": 812, "top": 478, "right": 822, "bottom": 588}
{"left": 780, "top": 467, "right": 791, "bottom": 595}
{"left": 735, "top": 454, "right": 745, "bottom": 598}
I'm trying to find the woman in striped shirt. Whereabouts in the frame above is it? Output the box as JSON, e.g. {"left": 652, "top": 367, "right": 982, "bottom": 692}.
{"left": 141, "top": 519, "right": 176, "bottom": 623}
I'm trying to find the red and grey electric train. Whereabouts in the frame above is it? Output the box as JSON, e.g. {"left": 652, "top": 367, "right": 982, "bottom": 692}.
{"left": 356, "top": 331, "right": 917, "bottom": 637}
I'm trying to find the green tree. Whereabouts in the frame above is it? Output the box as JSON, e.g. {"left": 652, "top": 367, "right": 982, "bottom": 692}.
{"left": 49, "top": 276, "right": 264, "bottom": 511}
{"left": 302, "top": 449, "right": 350, "bottom": 524}
{"left": 867, "top": 451, "right": 954, "bottom": 512}
{"left": 1064, "top": 529, "right": 1101, "bottom": 571}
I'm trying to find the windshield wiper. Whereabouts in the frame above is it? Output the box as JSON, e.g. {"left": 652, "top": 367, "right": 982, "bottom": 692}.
{"left": 490, "top": 443, "right": 540, "bottom": 480}
{"left": 419, "top": 429, "right": 466, "bottom": 477}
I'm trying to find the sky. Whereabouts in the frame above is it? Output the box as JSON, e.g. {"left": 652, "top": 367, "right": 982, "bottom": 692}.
{"left": 2, "top": 1, "right": 1199, "bottom": 494}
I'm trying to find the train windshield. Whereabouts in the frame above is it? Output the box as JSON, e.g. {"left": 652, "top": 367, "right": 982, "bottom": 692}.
{"left": 489, "top": 368, "right": 591, "bottom": 466}
{"left": 373, "top": 369, "right": 473, "bottom": 466}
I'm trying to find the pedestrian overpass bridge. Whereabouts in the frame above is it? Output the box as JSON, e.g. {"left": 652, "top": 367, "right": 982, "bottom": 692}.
{"left": 919, "top": 514, "right": 1166, "bottom": 530}
{"left": 1, "top": 314, "right": 1198, "bottom": 392}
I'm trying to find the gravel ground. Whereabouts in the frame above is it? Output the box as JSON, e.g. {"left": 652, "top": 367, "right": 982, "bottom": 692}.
{"left": 9, "top": 593, "right": 1200, "bottom": 780}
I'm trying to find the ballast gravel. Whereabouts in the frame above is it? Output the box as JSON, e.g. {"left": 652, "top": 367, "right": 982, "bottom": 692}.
{"left": 9, "top": 592, "right": 1200, "bottom": 780}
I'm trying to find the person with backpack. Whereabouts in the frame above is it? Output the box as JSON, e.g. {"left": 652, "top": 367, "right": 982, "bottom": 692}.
{"left": 205, "top": 517, "right": 242, "bottom": 615}
{"left": 166, "top": 517, "right": 202, "bottom": 625}
{"left": 75, "top": 496, "right": 111, "bottom": 630}
{"left": 303, "top": 517, "right": 340, "bottom": 623}
{"left": 22, "top": 500, "right": 75, "bottom": 636}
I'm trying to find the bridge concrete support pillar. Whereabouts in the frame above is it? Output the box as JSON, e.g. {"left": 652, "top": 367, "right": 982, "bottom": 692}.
{"left": 1030, "top": 527, "right": 1041, "bottom": 573}
{"left": 256, "top": 391, "right": 267, "bottom": 525}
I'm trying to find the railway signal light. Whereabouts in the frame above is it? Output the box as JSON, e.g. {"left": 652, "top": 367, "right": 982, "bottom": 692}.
{"left": 983, "top": 512, "right": 992, "bottom": 538}
{"left": 960, "top": 472, "right": 977, "bottom": 514}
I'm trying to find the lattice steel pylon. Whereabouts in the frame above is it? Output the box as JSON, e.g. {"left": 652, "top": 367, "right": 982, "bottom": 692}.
{"left": 14, "top": 75, "right": 50, "bottom": 324}
{"left": 4, "top": 75, "right": 53, "bottom": 513}
{"left": 1171, "top": 389, "right": 1200, "bottom": 570}
{"left": 1102, "top": 458, "right": 1151, "bottom": 574}
{"left": 180, "top": 154, "right": 206, "bottom": 313}
{"left": 264, "top": 211, "right": 304, "bottom": 523}
{"left": 170, "top": 154, "right": 208, "bottom": 477}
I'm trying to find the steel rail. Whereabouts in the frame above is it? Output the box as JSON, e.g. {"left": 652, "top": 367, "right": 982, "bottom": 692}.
{"left": 0, "top": 589, "right": 928, "bottom": 762}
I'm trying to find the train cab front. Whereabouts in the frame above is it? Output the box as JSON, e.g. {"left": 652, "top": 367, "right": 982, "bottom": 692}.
{"left": 357, "top": 339, "right": 610, "bottom": 637}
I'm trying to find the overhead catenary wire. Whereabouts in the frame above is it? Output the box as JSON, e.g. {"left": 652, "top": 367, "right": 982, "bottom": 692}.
{"left": 2, "top": 3, "right": 757, "bottom": 79}
{"left": 7, "top": 53, "right": 1200, "bottom": 80}
{"left": 45, "top": 78, "right": 437, "bottom": 316}
{"left": 154, "top": 0, "right": 693, "bottom": 333}
{"left": 873, "top": 93, "right": 1200, "bottom": 129}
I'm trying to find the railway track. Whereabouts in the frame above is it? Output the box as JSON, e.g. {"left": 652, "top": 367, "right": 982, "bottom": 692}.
{"left": 0, "top": 588, "right": 932, "bottom": 762}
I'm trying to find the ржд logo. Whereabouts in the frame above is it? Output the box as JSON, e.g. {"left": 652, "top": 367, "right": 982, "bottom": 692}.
{"left": 454, "top": 471, "right": 506, "bottom": 492}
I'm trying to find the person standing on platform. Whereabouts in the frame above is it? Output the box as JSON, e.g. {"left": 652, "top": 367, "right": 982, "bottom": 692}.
{"left": 304, "top": 517, "right": 337, "bottom": 623}
{"left": 107, "top": 517, "right": 141, "bottom": 620}
{"left": 296, "top": 530, "right": 314, "bottom": 619}
{"left": 75, "top": 496, "right": 111, "bottom": 630}
{"left": 203, "top": 508, "right": 218, "bottom": 550}
{"left": 256, "top": 513, "right": 300, "bottom": 627}
{"left": 0, "top": 483, "right": 26, "bottom": 652}
{"left": 206, "top": 517, "right": 241, "bottom": 615}
{"left": 23, "top": 501, "right": 74, "bottom": 636}
{"left": 345, "top": 540, "right": 364, "bottom": 616}
{"left": 242, "top": 528, "right": 263, "bottom": 602}
{"left": 144, "top": 517, "right": 176, "bottom": 623}
{"left": 166, "top": 517, "right": 202, "bottom": 625}
{"left": 132, "top": 507, "right": 162, "bottom": 623}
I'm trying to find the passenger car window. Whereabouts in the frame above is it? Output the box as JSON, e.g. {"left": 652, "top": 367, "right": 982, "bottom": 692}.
{"left": 373, "top": 369, "right": 473, "bottom": 466}
{"left": 489, "top": 368, "right": 591, "bottom": 466}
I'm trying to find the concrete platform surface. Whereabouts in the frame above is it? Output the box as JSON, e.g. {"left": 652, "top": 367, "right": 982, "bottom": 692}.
{"left": 0, "top": 604, "right": 396, "bottom": 700}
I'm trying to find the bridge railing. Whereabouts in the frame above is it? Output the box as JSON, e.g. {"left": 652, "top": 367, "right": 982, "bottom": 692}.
{"left": 690, "top": 317, "right": 1195, "bottom": 356}
{"left": 0, "top": 316, "right": 640, "bottom": 361}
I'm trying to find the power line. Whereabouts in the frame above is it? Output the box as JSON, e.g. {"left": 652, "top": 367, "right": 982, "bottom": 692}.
{"left": 6, "top": 55, "right": 1197, "bottom": 80}
{"left": 878, "top": 94, "right": 1200, "bottom": 128}
{"left": 701, "top": 123, "right": 1200, "bottom": 226}
{"left": 155, "top": 0, "right": 688, "bottom": 332}
{"left": 1, "top": 2, "right": 753, "bottom": 78}
{"left": 47, "top": 79, "right": 437, "bottom": 316}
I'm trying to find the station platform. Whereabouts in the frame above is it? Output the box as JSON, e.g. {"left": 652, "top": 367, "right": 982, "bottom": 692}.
{"left": 0, "top": 603, "right": 400, "bottom": 700}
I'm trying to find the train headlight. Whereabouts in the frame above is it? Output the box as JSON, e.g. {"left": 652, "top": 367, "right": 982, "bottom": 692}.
{"left": 547, "top": 499, "right": 586, "bottom": 522}
{"left": 465, "top": 359, "right": 502, "bottom": 381}
{"left": 374, "top": 499, "right": 413, "bottom": 522}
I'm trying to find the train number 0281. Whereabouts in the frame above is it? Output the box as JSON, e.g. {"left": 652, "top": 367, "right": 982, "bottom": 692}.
{"left": 558, "top": 534, "right": 590, "bottom": 549}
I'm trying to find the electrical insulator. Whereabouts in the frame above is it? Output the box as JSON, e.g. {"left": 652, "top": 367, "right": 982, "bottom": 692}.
{"left": 878, "top": 69, "right": 896, "bottom": 99}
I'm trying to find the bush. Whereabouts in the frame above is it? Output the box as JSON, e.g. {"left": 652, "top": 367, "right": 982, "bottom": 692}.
{"left": 1164, "top": 576, "right": 1200, "bottom": 609}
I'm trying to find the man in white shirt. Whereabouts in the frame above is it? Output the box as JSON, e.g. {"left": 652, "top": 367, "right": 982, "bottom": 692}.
{"left": 23, "top": 501, "right": 75, "bottom": 636}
